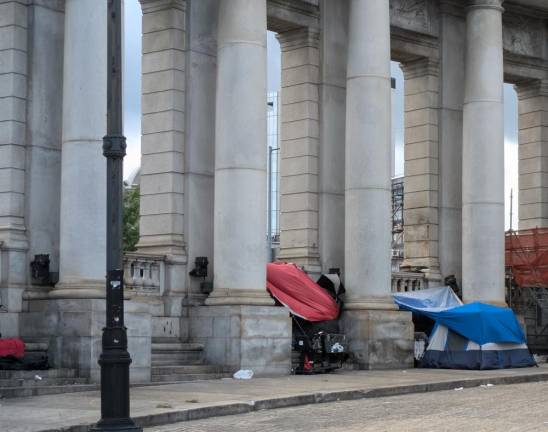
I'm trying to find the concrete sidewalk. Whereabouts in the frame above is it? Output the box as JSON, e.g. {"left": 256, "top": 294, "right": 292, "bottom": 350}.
{"left": 2, "top": 365, "right": 547, "bottom": 432}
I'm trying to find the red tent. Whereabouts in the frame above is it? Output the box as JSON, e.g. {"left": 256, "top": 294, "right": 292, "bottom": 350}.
{"left": 266, "top": 262, "right": 339, "bottom": 321}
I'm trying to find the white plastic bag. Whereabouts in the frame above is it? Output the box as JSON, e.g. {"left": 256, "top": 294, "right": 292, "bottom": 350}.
{"left": 233, "top": 369, "right": 254, "bottom": 380}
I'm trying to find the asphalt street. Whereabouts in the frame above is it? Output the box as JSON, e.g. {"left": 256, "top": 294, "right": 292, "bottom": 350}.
{"left": 147, "top": 381, "right": 548, "bottom": 432}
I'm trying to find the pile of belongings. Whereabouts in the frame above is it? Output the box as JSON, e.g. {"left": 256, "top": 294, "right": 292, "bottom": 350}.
{"left": 267, "top": 262, "right": 348, "bottom": 374}
{"left": 0, "top": 336, "right": 49, "bottom": 370}
{"left": 393, "top": 286, "right": 536, "bottom": 369}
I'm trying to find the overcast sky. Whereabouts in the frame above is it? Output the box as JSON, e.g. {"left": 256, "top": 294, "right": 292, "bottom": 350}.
{"left": 124, "top": 0, "right": 519, "bottom": 228}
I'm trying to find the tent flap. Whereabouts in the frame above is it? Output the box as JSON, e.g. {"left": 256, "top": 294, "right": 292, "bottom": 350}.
{"left": 393, "top": 287, "right": 526, "bottom": 345}
{"left": 266, "top": 262, "right": 339, "bottom": 322}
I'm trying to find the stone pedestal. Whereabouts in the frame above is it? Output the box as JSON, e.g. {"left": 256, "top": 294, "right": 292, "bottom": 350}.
{"left": 190, "top": 305, "right": 291, "bottom": 376}
{"left": 20, "top": 299, "right": 152, "bottom": 383}
{"left": 341, "top": 309, "right": 414, "bottom": 370}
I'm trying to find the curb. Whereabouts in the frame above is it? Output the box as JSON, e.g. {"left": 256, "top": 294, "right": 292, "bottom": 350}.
{"left": 39, "top": 371, "right": 548, "bottom": 432}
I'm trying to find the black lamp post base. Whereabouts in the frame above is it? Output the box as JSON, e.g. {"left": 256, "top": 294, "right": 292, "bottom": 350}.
{"left": 90, "top": 420, "right": 142, "bottom": 432}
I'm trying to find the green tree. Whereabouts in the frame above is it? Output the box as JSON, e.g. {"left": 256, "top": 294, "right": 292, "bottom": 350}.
{"left": 123, "top": 185, "right": 140, "bottom": 252}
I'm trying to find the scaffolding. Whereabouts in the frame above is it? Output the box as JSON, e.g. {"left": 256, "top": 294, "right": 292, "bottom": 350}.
{"left": 391, "top": 177, "right": 404, "bottom": 272}
{"left": 506, "top": 228, "right": 548, "bottom": 353}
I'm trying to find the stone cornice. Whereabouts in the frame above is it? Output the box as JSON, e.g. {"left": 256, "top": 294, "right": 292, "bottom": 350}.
{"left": 504, "top": 2, "right": 548, "bottom": 19}
{"left": 140, "top": 0, "right": 185, "bottom": 14}
{"left": 401, "top": 57, "right": 440, "bottom": 79}
{"left": 276, "top": 27, "right": 319, "bottom": 51}
{"left": 515, "top": 79, "right": 548, "bottom": 99}
{"left": 267, "top": 0, "right": 320, "bottom": 32}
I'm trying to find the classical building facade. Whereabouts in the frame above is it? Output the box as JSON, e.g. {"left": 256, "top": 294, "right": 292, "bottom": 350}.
{"left": 0, "top": 0, "right": 547, "bottom": 381}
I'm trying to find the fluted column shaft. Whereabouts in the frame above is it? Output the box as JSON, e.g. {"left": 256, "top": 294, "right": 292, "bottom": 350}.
{"left": 344, "top": 0, "right": 393, "bottom": 308}
{"left": 462, "top": 0, "right": 505, "bottom": 304}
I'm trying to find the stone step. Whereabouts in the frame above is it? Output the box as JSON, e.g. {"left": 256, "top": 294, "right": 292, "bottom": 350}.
{"left": 24, "top": 342, "right": 49, "bottom": 352}
{"left": 0, "top": 368, "right": 78, "bottom": 380}
{"left": 151, "top": 342, "right": 204, "bottom": 352}
{"left": 151, "top": 372, "right": 232, "bottom": 383}
{"left": 151, "top": 365, "right": 230, "bottom": 375}
{"left": 0, "top": 376, "right": 89, "bottom": 388}
{"left": 0, "top": 383, "right": 98, "bottom": 399}
{"left": 152, "top": 350, "right": 204, "bottom": 363}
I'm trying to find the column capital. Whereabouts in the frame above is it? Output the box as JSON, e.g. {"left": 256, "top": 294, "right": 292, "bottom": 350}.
{"left": 276, "top": 27, "right": 320, "bottom": 51}
{"left": 401, "top": 57, "right": 440, "bottom": 80}
{"left": 140, "top": 0, "right": 185, "bottom": 14}
{"left": 515, "top": 79, "right": 548, "bottom": 100}
{"left": 467, "top": 0, "right": 504, "bottom": 12}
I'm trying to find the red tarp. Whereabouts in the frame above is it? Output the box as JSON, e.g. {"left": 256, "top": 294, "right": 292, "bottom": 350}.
{"left": 266, "top": 262, "right": 339, "bottom": 322}
{"left": 0, "top": 338, "right": 25, "bottom": 359}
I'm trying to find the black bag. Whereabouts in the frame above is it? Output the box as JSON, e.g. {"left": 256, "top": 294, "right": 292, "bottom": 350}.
{"left": 0, "top": 352, "right": 49, "bottom": 370}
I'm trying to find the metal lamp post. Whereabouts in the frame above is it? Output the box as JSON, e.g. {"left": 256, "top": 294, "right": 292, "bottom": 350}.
{"left": 91, "top": 1, "right": 142, "bottom": 431}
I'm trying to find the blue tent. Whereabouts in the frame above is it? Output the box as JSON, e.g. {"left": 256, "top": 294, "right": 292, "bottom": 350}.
{"left": 393, "top": 287, "right": 536, "bottom": 370}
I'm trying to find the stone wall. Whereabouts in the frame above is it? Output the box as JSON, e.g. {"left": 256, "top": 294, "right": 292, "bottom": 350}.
{"left": 401, "top": 58, "right": 441, "bottom": 281}
{"left": 0, "top": 0, "right": 29, "bottom": 336}
{"left": 138, "top": 0, "right": 187, "bottom": 317}
{"left": 277, "top": 28, "right": 321, "bottom": 275}
{"left": 517, "top": 80, "right": 548, "bottom": 229}
{"left": 190, "top": 305, "right": 291, "bottom": 376}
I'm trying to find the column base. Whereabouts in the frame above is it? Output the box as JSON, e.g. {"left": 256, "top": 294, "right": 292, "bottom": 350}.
{"left": 205, "top": 288, "right": 275, "bottom": 306}
{"left": 190, "top": 305, "right": 291, "bottom": 376}
{"left": 344, "top": 297, "right": 399, "bottom": 311}
{"left": 19, "top": 298, "right": 152, "bottom": 383}
{"left": 341, "top": 308, "right": 414, "bottom": 370}
{"left": 49, "top": 280, "right": 105, "bottom": 299}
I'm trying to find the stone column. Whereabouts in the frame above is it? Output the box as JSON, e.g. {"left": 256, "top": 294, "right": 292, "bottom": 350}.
{"left": 24, "top": 0, "right": 64, "bottom": 300}
{"left": 345, "top": 0, "right": 392, "bottom": 308}
{"left": 42, "top": 0, "right": 151, "bottom": 384}
{"left": 52, "top": 0, "right": 107, "bottom": 299}
{"left": 401, "top": 58, "right": 441, "bottom": 283}
{"left": 462, "top": 0, "right": 505, "bottom": 304}
{"left": 517, "top": 80, "right": 548, "bottom": 229}
{"left": 438, "top": 1, "right": 465, "bottom": 283}
{"left": 194, "top": 0, "right": 291, "bottom": 376}
{"left": 184, "top": 0, "right": 218, "bottom": 306}
{"left": 207, "top": 0, "right": 271, "bottom": 306}
{"left": 138, "top": 0, "right": 187, "bottom": 316}
{"left": 0, "top": 0, "right": 29, "bottom": 336}
{"left": 341, "top": 0, "right": 413, "bottom": 370}
{"left": 318, "top": 0, "right": 347, "bottom": 274}
{"left": 277, "top": 28, "right": 321, "bottom": 276}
